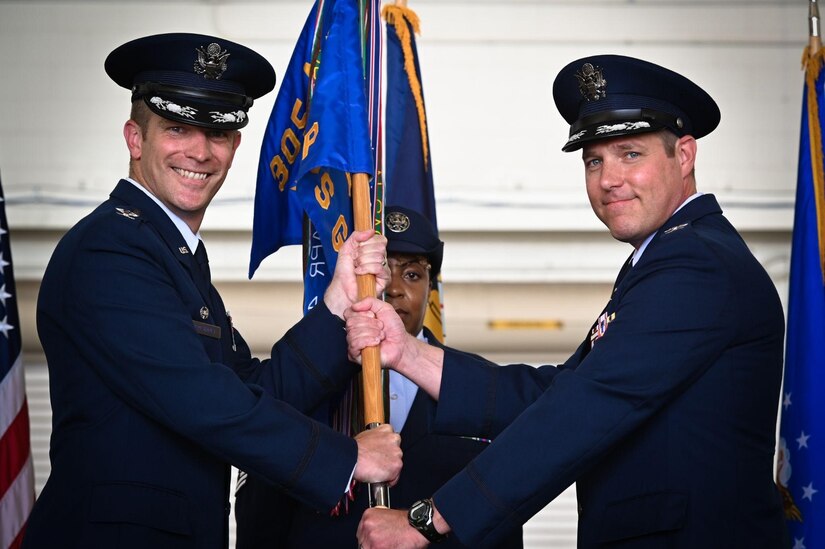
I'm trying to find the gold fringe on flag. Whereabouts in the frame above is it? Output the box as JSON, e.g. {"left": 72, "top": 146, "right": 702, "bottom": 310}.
{"left": 802, "top": 43, "right": 825, "bottom": 283}
{"left": 382, "top": 4, "right": 429, "bottom": 171}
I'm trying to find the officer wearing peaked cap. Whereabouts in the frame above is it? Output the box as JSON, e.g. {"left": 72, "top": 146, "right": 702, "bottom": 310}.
{"left": 351, "top": 55, "right": 788, "bottom": 549}
{"left": 23, "top": 33, "right": 403, "bottom": 549}
{"left": 235, "top": 206, "right": 523, "bottom": 548}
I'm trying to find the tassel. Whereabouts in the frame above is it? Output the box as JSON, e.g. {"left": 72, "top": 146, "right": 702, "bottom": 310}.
{"left": 802, "top": 45, "right": 825, "bottom": 282}
{"left": 382, "top": 4, "right": 430, "bottom": 170}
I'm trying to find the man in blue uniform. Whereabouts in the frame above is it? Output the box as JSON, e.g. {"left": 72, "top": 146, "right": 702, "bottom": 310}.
{"left": 234, "top": 206, "right": 523, "bottom": 547}
{"left": 23, "top": 33, "right": 402, "bottom": 549}
{"left": 348, "top": 55, "right": 788, "bottom": 548}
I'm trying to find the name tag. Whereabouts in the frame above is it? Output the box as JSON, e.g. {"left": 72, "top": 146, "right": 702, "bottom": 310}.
{"left": 193, "top": 320, "right": 221, "bottom": 339}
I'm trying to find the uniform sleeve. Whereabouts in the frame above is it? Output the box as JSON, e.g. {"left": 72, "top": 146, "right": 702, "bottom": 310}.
{"left": 57, "top": 222, "right": 356, "bottom": 510}
{"left": 432, "top": 233, "right": 737, "bottom": 547}
{"left": 434, "top": 347, "right": 561, "bottom": 439}
{"left": 236, "top": 301, "right": 358, "bottom": 413}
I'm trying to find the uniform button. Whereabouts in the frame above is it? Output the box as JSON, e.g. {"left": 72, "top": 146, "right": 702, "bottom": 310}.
{"left": 390, "top": 394, "right": 398, "bottom": 400}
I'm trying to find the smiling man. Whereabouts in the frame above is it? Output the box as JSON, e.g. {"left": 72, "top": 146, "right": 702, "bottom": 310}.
{"left": 23, "top": 33, "right": 403, "bottom": 549}
{"left": 348, "top": 55, "right": 789, "bottom": 549}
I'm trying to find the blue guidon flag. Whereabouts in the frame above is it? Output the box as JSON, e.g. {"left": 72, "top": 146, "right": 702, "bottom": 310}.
{"left": 249, "top": 0, "right": 375, "bottom": 312}
{"left": 776, "top": 42, "right": 825, "bottom": 549}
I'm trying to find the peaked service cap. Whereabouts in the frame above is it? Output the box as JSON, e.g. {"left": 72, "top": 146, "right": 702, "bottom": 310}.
{"left": 553, "top": 54, "right": 720, "bottom": 152}
{"left": 105, "top": 32, "right": 276, "bottom": 130}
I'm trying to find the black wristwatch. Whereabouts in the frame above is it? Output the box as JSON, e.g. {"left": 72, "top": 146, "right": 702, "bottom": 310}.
{"left": 408, "top": 498, "right": 448, "bottom": 543}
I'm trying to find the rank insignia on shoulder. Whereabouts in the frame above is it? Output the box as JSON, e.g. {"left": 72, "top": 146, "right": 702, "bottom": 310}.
{"left": 115, "top": 207, "right": 141, "bottom": 220}
{"left": 663, "top": 223, "right": 689, "bottom": 235}
{"left": 590, "top": 311, "right": 616, "bottom": 348}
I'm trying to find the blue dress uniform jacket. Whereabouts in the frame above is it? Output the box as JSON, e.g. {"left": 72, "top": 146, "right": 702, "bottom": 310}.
{"left": 235, "top": 329, "right": 523, "bottom": 548}
{"left": 24, "top": 180, "right": 359, "bottom": 549}
{"left": 430, "top": 195, "right": 788, "bottom": 548}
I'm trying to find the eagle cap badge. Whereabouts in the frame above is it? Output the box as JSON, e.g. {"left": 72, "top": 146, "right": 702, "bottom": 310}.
{"left": 575, "top": 62, "right": 607, "bottom": 102}
{"left": 386, "top": 211, "right": 411, "bottom": 233}
{"left": 194, "top": 42, "right": 230, "bottom": 80}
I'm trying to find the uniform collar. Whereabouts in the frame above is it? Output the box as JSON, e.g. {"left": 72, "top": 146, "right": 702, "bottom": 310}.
{"left": 632, "top": 192, "right": 703, "bottom": 266}
{"left": 124, "top": 177, "right": 202, "bottom": 253}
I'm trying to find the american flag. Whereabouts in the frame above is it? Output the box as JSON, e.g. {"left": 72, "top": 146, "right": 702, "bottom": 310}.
{"left": 0, "top": 174, "right": 34, "bottom": 549}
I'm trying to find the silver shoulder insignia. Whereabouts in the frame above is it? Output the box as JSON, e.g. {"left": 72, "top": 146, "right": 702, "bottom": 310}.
{"left": 115, "top": 207, "right": 140, "bottom": 220}
{"left": 663, "top": 223, "right": 689, "bottom": 235}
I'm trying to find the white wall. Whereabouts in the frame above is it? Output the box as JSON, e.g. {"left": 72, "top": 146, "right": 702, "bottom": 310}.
{"left": 0, "top": 0, "right": 803, "bottom": 233}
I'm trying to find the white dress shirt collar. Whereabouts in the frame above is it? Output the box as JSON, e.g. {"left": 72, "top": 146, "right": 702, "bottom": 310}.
{"left": 125, "top": 178, "right": 202, "bottom": 253}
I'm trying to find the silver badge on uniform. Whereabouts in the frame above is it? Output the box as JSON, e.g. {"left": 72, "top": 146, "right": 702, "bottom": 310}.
{"left": 115, "top": 207, "right": 140, "bottom": 220}
{"left": 200, "top": 306, "right": 209, "bottom": 320}
{"left": 575, "top": 63, "right": 607, "bottom": 102}
{"left": 194, "top": 43, "right": 229, "bottom": 80}
{"left": 663, "top": 223, "right": 689, "bottom": 235}
{"left": 386, "top": 212, "right": 410, "bottom": 233}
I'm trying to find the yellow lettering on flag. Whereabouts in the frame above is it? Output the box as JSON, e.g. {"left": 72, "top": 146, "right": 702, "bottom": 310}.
{"left": 302, "top": 121, "right": 319, "bottom": 159}
{"left": 315, "top": 172, "right": 334, "bottom": 210}
{"left": 332, "top": 215, "right": 348, "bottom": 251}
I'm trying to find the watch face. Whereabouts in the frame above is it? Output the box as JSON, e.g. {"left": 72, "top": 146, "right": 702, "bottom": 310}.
{"left": 409, "top": 499, "right": 430, "bottom": 525}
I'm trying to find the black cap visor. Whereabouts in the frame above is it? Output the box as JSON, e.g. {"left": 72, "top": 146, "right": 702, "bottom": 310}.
{"left": 563, "top": 108, "right": 686, "bottom": 152}
{"left": 141, "top": 87, "right": 251, "bottom": 130}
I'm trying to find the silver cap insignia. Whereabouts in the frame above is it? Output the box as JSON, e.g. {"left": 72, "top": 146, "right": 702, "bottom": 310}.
{"left": 575, "top": 63, "right": 607, "bottom": 102}
{"left": 194, "top": 43, "right": 230, "bottom": 80}
{"left": 386, "top": 212, "right": 410, "bottom": 233}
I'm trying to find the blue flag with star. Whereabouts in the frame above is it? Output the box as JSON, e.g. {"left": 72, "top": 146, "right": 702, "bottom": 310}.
{"left": 776, "top": 46, "right": 825, "bottom": 549}
{"left": 249, "top": 0, "right": 373, "bottom": 312}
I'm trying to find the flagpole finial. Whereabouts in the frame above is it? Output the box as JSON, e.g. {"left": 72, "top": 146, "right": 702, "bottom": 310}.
{"left": 811, "top": 0, "right": 822, "bottom": 54}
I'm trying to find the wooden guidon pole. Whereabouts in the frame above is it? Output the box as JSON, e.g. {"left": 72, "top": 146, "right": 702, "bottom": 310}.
{"left": 352, "top": 172, "right": 390, "bottom": 508}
